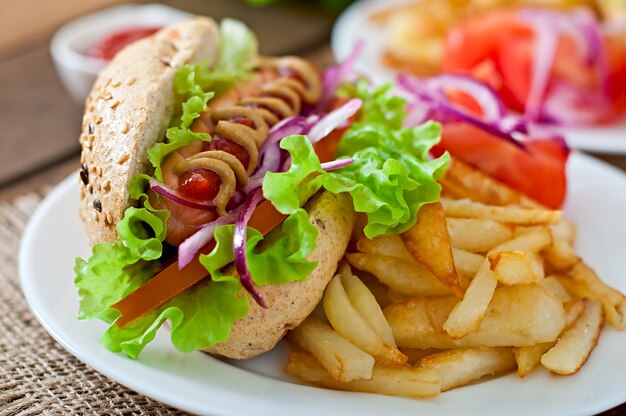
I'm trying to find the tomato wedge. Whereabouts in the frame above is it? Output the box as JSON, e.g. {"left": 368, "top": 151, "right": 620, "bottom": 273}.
{"left": 112, "top": 133, "right": 341, "bottom": 327}
{"left": 433, "top": 122, "right": 568, "bottom": 209}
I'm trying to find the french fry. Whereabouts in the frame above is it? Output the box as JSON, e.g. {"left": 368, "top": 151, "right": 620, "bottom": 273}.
{"left": 556, "top": 276, "right": 625, "bottom": 330}
{"left": 440, "top": 159, "right": 543, "bottom": 208}
{"left": 561, "top": 262, "right": 626, "bottom": 330}
{"left": 488, "top": 251, "right": 544, "bottom": 285}
{"left": 440, "top": 198, "right": 562, "bottom": 225}
{"left": 385, "top": 284, "right": 565, "bottom": 349}
{"left": 550, "top": 219, "right": 577, "bottom": 245}
{"left": 543, "top": 239, "right": 580, "bottom": 273}
{"left": 443, "top": 260, "right": 498, "bottom": 339}
{"left": 539, "top": 276, "right": 573, "bottom": 302}
{"left": 356, "top": 234, "right": 414, "bottom": 262}
{"left": 288, "top": 315, "right": 375, "bottom": 382}
{"left": 323, "top": 275, "right": 407, "bottom": 365}
{"left": 398, "top": 347, "right": 440, "bottom": 366}
{"left": 452, "top": 248, "right": 484, "bottom": 277}
{"left": 419, "top": 347, "right": 516, "bottom": 391}
{"left": 514, "top": 342, "right": 552, "bottom": 379}
{"left": 345, "top": 253, "right": 451, "bottom": 297}
{"left": 356, "top": 270, "right": 392, "bottom": 309}
{"left": 441, "top": 176, "right": 477, "bottom": 201}
{"left": 387, "top": 288, "right": 410, "bottom": 304}
{"left": 444, "top": 228, "right": 552, "bottom": 339}
{"left": 285, "top": 350, "right": 441, "bottom": 398}
{"left": 447, "top": 218, "right": 514, "bottom": 252}
{"left": 489, "top": 227, "right": 553, "bottom": 254}
{"left": 514, "top": 298, "right": 585, "bottom": 378}
{"left": 514, "top": 225, "right": 543, "bottom": 237}
{"left": 401, "top": 202, "right": 463, "bottom": 297}
{"left": 339, "top": 265, "right": 396, "bottom": 346}
{"left": 541, "top": 298, "right": 604, "bottom": 375}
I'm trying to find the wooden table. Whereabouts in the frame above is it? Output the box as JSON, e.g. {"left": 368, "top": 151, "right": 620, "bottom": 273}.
{"left": 1, "top": 1, "right": 624, "bottom": 415}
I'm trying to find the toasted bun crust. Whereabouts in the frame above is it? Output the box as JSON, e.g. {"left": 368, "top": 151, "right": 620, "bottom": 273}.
{"left": 204, "top": 190, "right": 355, "bottom": 359}
{"left": 79, "top": 17, "right": 219, "bottom": 245}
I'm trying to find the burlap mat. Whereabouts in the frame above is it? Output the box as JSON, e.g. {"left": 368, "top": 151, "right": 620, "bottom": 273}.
{"left": 0, "top": 190, "right": 186, "bottom": 416}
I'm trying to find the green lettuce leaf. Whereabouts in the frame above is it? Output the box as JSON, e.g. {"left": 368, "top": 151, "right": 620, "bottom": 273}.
{"left": 263, "top": 82, "right": 450, "bottom": 238}
{"left": 74, "top": 205, "right": 167, "bottom": 324}
{"left": 147, "top": 76, "right": 213, "bottom": 182}
{"left": 96, "top": 207, "right": 318, "bottom": 359}
{"left": 263, "top": 134, "right": 328, "bottom": 214}
{"left": 100, "top": 276, "right": 247, "bottom": 359}
{"left": 332, "top": 120, "right": 449, "bottom": 237}
{"left": 339, "top": 80, "right": 406, "bottom": 128}
{"left": 200, "top": 209, "right": 318, "bottom": 285}
{"left": 213, "top": 18, "right": 258, "bottom": 80}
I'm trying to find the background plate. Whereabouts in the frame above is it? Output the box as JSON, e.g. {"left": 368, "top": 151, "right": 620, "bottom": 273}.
{"left": 19, "top": 152, "right": 626, "bottom": 416}
{"left": 331, "top": 0, "right": 626, "bottom": 154}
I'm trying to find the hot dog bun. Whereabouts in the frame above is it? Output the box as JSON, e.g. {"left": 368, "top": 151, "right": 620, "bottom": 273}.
{"left": 78, "top": 17, "right": 355, "bottom": 359}
{"left": 206, "top": 190, "right": 354, "bottom": 359}
{"left": 79, "top": 17, "right": 219, "bottom": 245}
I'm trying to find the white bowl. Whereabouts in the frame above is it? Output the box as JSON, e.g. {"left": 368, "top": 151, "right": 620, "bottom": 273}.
{"left": 50, "top": 3, "right": 193, "bottom": 104}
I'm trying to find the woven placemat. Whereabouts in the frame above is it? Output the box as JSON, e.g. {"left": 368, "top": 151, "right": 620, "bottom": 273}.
{"left": 0, "top": 190, "right": 186, "bottom": 416}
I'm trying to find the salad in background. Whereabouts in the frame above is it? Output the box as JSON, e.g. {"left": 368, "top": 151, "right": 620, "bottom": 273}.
{"left": 374, "top": 0, "right": 626, "bottom": 127}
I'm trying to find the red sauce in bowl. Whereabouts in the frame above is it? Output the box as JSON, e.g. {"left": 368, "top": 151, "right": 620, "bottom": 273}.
{"left": 87, "top": 26, "right": 161, "bottom": 60}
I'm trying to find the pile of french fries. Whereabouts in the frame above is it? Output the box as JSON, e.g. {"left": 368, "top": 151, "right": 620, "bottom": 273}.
{"left": 284, "top": 159, "right": 626, "bottom": 398}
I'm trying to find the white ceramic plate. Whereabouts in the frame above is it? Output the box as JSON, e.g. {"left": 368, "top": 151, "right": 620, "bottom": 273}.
{"left": 331, "top": 0, "right": 626, "bottom": 154}
{"left": 19, "top": 152, "right": 626, "bottom": 416}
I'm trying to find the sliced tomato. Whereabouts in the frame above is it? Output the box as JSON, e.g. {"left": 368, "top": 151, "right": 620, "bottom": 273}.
{"left": 605, "top": 37, "right": 626, "bottom": 121}
{"left": 433, "top": 122, "right": 568, "bottom": 209}
{"left": 443, "top": 10, "right": 626, "bottom": 121}
{"left": 444, "top": 11, "right": 524, "bottom": 72}
{"left": 444, "top": 11, "right": 534, "bottom": 112}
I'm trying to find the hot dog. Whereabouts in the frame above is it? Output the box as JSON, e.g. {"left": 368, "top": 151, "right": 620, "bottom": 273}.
{"left": 75, "top": 16, "right": 449, "bottom": 360}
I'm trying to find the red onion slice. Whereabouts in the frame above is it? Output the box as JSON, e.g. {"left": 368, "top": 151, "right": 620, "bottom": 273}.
{"left": 149, "top": 178, "right": 215, "bottom": 210}
{"left": 245, "top": 99, "right": 361, "bottom": 192}
{"left": 574, "top": 9, "right": 610, "bottom": 97}
{"left": 316, "top": 40, "right": 365, "bottom": 112}
{"left": 233, "top": 188, "right": 266, "bottom": 307}
{"left": 321, "top": 158, "right": 353, "bottom": 171}
{"left": 403, "top": 101, "right": 433, "bottom": 127}
{"left": 423, "top": 74, "right": 506, "bottom": 121}
{"left": 243, "top": 117, "right": 310, "bottom": 193}
{"left": 308, "top": 99, "right": 362, "bottom": 143}
{"left": 518, "top": 16, "right": 559, "bottom": 121}
{"left": 517, "top": 8, "right": 611, "bottom": 124}
{"left": 177, "top": 205, "right": 245, "bottom": 269}
{"left": 541, "top": 81, "right": 606, "bottom": 126}
{"left": 398, "top": 74, "right": 527, "bottom": 149}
